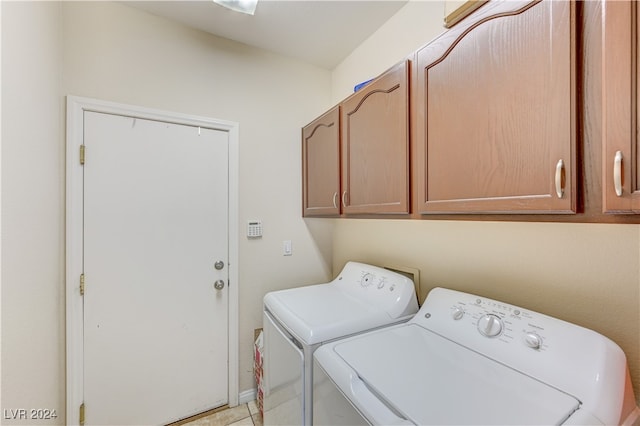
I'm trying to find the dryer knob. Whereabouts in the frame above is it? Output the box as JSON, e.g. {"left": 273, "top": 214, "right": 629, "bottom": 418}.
{"left": 477, "top": 314, "right": 503, "bottom": 337}
{"left": 360, "top": 273, "right": 374, "bottom": 287}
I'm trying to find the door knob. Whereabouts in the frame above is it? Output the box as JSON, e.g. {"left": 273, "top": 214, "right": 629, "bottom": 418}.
{"left": 214, "top": 260, "right": 225, "bottom": 270}
{"left": 214, "top": 280, "right": 225, "bottom": 290}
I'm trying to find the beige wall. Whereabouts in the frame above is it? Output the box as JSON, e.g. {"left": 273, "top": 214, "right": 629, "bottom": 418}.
{"left": 331, "top": 1, "right": 446, "bottom": 102}
{"left": 2, "top": 1, "right": 335, "bottom": 422}
{"left": 1, "top": 1, "right": 65, "bottom": 422}
{"left": 330, "top": 0, "right": 640, "bottom": 405}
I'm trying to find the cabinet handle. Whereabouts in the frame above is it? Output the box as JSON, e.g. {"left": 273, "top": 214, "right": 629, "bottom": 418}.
{"left": 332, "top": 192, "right": 338, "bottom": 209}
{"left": 341, "top": 191, "right": 347, "bottom": 208}
{"left": 555, "top": 159, "right": 565, "bottom": 198}
{"left": 614, "top": 151, "right": 623, "bottom": 197}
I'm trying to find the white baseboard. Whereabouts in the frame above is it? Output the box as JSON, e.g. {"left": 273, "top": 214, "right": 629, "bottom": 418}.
{"left": 238, "top": 388, "right": 257, "bottom": 405}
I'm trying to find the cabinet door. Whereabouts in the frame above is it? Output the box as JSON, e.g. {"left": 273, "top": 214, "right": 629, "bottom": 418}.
{"left": 341, "top": 60, "right": 410, "bottom": 215}
{"left": 302, "top": 106, "right": 341, "bottom": 217}
{"left": 414, "top": 0, "right": 576, "bottom": 214}
{"left": 602, "top": 1, "right": 640, "bottom": 212}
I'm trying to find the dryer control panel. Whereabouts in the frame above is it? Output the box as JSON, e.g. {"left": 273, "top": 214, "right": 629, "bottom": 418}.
{"left": 333, "top": 262, "right": 418, "bottom": 319}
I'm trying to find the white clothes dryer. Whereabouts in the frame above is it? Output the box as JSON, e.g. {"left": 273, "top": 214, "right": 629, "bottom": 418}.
{"left": 313, "top": 287, "right": 640, "bottom": 426}
{"left": 262, "top": 261, "right": 418, "bottom": 426}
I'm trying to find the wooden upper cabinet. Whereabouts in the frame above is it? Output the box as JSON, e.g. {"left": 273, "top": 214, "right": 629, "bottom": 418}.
{"left": 302, "top": 106, "right": 341, "bottom": 217}
{"left": 414, "top": 0, "right": 576, "bottom": 214}
{"left": 602, "top": 1, "right": 640, "bottom": 213}
{"left": 341, "top": 60, "right": 411, "bottom": 215}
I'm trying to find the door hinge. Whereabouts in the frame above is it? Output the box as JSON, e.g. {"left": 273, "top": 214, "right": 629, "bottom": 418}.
{"left": 79, "top": 403, "right": 85, "bottom": 425}
{"left": 80, "top": 274, "right": 85, "bottom": 296}
{"left": 80, "top": 145, "right": 86, "bottom": 165}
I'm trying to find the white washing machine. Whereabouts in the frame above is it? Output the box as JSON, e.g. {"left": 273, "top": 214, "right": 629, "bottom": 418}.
{"left": 313, "top": 287, "right": 640, "bottom": 426}
{"left": 262, "top": 261, "right": 419, "bottom": 426}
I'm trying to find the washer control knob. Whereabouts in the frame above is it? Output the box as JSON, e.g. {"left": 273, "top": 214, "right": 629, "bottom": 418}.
{"left": 477, "top": 314, "right": 503, "bottom": 337}
{"left": 452, "top": 307, "right": 465, "bottom": 320}
{"left": 524, "top": 332, "right": 543, "bottom": 350}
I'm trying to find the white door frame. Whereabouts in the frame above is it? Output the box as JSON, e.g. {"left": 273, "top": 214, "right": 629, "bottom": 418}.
{"left": 65, "top": 96, "right": 239, "bottom": 425}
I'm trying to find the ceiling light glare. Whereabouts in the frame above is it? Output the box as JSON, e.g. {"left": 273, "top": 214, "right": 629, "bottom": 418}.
{"left": 213, "top": 0, "right": 258, "bottom": 15}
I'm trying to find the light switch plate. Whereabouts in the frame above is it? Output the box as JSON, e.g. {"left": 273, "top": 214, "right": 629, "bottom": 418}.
{"left": 283, "top": 240, "right": 292, "bottom": 256}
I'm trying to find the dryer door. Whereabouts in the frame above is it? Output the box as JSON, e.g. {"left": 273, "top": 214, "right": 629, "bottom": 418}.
{"left": 263, "top": 310, "right": 304, "bottom": 426}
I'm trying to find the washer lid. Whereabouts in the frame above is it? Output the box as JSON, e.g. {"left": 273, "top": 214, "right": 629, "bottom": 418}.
{"left": 333, "top": 324, "right": 581, "bottom": 425}
{"left": 264, "top": 283, "right": 394, "bottom": 345}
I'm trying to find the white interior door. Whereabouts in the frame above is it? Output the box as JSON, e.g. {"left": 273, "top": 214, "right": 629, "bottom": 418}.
{"left": 83, "top": 111, "right": 229, "bottom": 425}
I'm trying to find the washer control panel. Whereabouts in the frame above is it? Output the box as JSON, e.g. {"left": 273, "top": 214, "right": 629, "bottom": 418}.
{"left": 412, "top": 287, "right": 630, "bottom": 422}
{"left": 423, "top": 290, "right": 552, "bottom": 353}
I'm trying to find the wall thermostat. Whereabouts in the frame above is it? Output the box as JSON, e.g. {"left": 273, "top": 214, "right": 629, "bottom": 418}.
{"left": 247, "top": 220, "right": 263, "bottom": 238}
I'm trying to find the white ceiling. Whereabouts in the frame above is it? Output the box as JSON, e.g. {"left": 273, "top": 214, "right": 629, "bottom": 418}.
{"left": 124, "top": 0, "right": 408, "bottom": 69}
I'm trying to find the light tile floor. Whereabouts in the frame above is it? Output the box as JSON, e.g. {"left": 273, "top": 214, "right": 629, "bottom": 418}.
{"left": 182, "top": 401, "right": 262, "bottom": 426}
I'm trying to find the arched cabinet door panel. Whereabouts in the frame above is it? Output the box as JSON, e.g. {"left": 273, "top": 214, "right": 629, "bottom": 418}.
{"left": 341, "top": 60, "right": 411, "bottom": 215}
{"left": 602, "top": 0, "right": 640, "bottom": 213}
{"left": 414, "top": 0, "right": 576, "bottom": 214}
{"left": 302, "top": 106, "right": 341, "bottom": 217}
